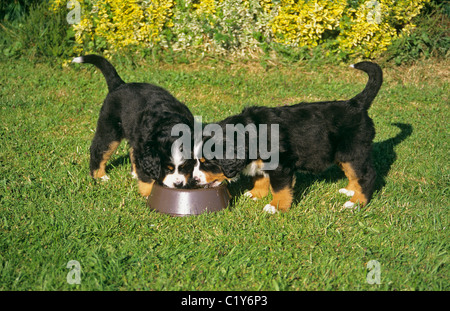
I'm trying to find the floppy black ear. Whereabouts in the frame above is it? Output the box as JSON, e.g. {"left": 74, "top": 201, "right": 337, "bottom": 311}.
{"left": 216, "top": 158, "right": 247, "bottom": 178}
{"left": 138, "top": 145, "right": 161, "bottom": 180}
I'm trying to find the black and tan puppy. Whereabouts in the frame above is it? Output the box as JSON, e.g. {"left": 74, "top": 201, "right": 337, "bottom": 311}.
{"left": 192, "top": 62, "right": 383, "bottom": 213}
{"left": 73, "top": 55, "right": 194, "bottom": 196}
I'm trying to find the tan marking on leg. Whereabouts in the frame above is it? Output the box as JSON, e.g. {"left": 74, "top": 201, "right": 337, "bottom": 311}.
{"left": 269, "top": 186, "right": 293, "bottom": 212}
{"left": 350, "top": 192, "right": 368, "bottom": 206}
{"left": 129, "top": 147, "right": 137, "bottom": 177}
{"left": 138, "top": 180, "right": 155, "bottom": 197}
{"left": 338, "top": 162, "right": 358, "bottom": 193}
{"left": 93, "top": 141, "right": 120, "bottom": 179}
{"left": 249, "top": 175, "right": 270, "bottom": 199}
{"left": 339, "top": 162, "right": 368, "bottom": 206}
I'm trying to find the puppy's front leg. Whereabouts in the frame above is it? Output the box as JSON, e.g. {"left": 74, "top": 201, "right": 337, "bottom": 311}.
{"left": 244, "top": 175, "right": 270, "bottom": 200}
{"left": 263, "top": 186, "right": 293, "bottom": 214}
{"left": 138, "top": 180, "right": 155, "bottom": 197}
{"left": 262, "top": 171, "right": 295, "bottom": 213}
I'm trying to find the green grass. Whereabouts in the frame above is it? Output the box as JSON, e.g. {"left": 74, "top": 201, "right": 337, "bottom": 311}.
{"left": 0, "top": 58, "right": 448, "bottom": 291}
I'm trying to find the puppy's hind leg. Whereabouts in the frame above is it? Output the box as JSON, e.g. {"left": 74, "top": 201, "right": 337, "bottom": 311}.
{"left": 90, "top": 140, "right": 121, "bottom": 181}
{"left": 129, "top": 147, "right": 138, "bottom": 179}
{"left": 338, "top": 161, "right": 376, "bottom": 208}
{"left": 90, "top": 119, "right": 123, "bottom": 181}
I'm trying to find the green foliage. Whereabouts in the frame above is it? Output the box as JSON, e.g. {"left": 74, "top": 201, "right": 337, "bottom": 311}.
{"left": 47, "top": 0, "right": 431, "bottom": 62}
{"left": 0, "top": 0, "right": 45, "bottom": 21}
{"left": 383, "top": 1, "right": 449, "bottom": 65}
{"left": 0, "top": 0, "right": 447, "bottom": 64}
{"left": 0, "top": 2, "right": 74, "bottom": 60}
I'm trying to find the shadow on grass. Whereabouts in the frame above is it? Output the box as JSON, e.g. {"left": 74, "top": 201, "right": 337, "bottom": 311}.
{"left": 107, "top": 155, "right": 132, "bottom": 175}
{"left": 372, "top": 123, "right": 413, "bottom": 192}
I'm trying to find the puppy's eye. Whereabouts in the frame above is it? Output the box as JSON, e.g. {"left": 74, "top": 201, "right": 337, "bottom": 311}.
{"left": 179, "top": 163, "right": 189, "bottom": 170}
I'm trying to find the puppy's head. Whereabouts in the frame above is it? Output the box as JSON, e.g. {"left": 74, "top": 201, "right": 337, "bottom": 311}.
{"left": 161, "top": 144, "right": 194, "bottom": 188}
{"left": 138, "top": 114, "right": 194, "bottom": 188}
{"left": 191, "top": 141, "right": 246, "bottom": 187}
{"left": 192, "top": 157, "right": 228, "bottom": 187}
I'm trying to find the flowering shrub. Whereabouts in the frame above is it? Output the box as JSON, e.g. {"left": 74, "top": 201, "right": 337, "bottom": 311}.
{"left": 51, "top": 0, "right": 174, "bottom": 56}
{"left": 168, "top": 0, "right": 274, "bottom": 57}
{"left": 50, "top": 0, "right": 430, "bottom": 59}
{"left": 270, "top": 0, "right": 346, "bottom": 48}
{"left": 336, "top": 0, "right": 430, "bottom": 57}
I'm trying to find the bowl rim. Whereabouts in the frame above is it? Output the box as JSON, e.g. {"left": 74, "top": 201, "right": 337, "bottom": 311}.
{"left": 152, "top": 182, "right": 228, "bottom": 193}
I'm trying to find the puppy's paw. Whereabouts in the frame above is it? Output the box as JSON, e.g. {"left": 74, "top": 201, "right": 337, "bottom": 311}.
{"left": 100, "top": 175, "right": 110, "bottom": 182}
{"left": 339, "top": 188, "right": 355, "bottom": 197}
{"left": 263, "top": 204, "right": 278, "bottom": 214}
{"left": 243, "top": 191, "right": 253, "bottom": 197}
{"left": 130, "top": 171, "right": 138, "bottom": 179}
{"left": 244, "top": 191, "right": 258, "bottom": 201}
{"left": 343, "top": 201, "right": 355, "bottom": 209}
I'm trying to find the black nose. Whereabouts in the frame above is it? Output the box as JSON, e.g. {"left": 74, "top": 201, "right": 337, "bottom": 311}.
{"left": 174, "top": 181, "right": 183, "bottom": 188}
{"left": 185, "top": 178, "right": 198, "bottom": 188}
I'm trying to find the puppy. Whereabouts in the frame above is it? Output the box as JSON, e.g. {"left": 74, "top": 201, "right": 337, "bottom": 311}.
{"left": 192, "top": 62, "right": 383, "bottom": 213}
{"left": 73, "top": 55, "right": 194, "bottom": 196}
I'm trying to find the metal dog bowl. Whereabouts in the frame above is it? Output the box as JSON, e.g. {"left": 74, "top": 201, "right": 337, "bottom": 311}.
{"left": 147, "top": 183, "right": 231, "bottom": 216}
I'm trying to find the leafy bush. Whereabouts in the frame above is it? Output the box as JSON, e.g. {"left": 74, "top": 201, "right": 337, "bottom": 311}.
{"left": 383, "top": 0, "right": 449, "bottom": 64}
{"left": 3, "top": 0, "right": 437, "bottom": 62}
{"left": 0, "top": 2, "right": 73, "bottom": 60}
{"left": 48, "top": 0, "right": 431, "bottom": 60}
{"left": 0, "top": 0, "right": 44, "bottom": 21}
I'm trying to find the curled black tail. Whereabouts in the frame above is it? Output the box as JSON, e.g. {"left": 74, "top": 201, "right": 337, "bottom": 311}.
{"left": 349, "top": 61, "right": 383, "bottom": 110}
{"left": 72, "top": 55, "right": 125, "bottom": 92}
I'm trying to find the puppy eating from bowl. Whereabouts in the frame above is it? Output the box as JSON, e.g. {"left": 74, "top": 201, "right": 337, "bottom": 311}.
{"left": 73, "top": 55, "right": 195, "bottom": 196}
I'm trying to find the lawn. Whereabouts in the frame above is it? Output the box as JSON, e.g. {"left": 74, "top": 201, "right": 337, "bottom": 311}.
{"left": 0, "top": 57, "right": 448, "bottom": 291}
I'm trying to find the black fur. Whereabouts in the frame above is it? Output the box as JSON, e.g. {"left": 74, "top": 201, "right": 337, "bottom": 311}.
{"left": 74, "top": 55, "right": 194, "bottom": 193}
{"left": 196, "top": 62, "right": 383, "bottom": 209}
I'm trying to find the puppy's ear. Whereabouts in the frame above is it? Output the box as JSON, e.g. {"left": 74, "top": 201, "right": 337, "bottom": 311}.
{"left": 139, "top": 145, "right": 161, "bottom": 180}
{"left": 217, "top": 158, "right": 247, "bottom": 178}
